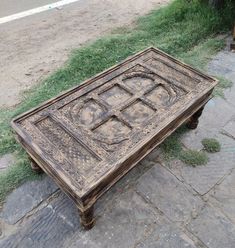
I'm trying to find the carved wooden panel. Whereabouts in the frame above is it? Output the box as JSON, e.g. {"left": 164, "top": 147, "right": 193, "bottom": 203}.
{"left": 11, "top": 47, "right": 218, "bottom": 212}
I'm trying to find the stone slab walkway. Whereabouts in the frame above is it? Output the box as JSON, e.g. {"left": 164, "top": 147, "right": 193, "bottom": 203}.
{"left": 0, "top": 50, "right": 235, "bottom": 248}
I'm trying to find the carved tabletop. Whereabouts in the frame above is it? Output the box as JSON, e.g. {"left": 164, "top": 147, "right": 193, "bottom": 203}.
{"left": 11, "top": 47, "right": 218, "bottom": 229}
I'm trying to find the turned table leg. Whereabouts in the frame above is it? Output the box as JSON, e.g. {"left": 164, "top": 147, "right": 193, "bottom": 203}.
{"left": 186, "top": 106, "right": 205, "bottom": 129}
{"left": 230, "top": 23, "right": 235, "bottom": 51}
{"left": 29, "top": 157, "right": 43, "bottom": 173}
{"left": 79, "top": 206, "right": 95, "bottom": 230}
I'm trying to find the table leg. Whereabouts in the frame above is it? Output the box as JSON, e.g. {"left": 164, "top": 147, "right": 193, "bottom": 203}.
{"left": 231, "top": 23, "right": 235, "bottom": 51}
{"left": 79, "top": 206, "right": 95, "bottom": 230}
{"left": 29, "top": 157, "right": 43, "bottom": 173}
{"left": 186, "top": 106, "right": 205, "bottom": 129}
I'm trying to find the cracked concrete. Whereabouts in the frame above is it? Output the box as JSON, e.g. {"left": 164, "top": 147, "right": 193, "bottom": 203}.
{"left": 1, "top": 46, "right": 235, "bottom": 247}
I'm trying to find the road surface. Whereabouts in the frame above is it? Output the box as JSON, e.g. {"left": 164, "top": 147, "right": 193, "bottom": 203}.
{"left": 0, "top": 0, "right": 57, "bottom": 17}
{"left": 0, "top": 0, "right": 170, "bottom": 108}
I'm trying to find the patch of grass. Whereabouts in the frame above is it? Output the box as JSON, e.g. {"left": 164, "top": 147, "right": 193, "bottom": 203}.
{"left": 179, "top": 38, "right": 224, "bottom": 70}
{"left": 161, "top": 136, "right": 183, "bottom": 159}
{"left": 0, "top": 110, "right": 18, "bottom": 156}
{"left": 161, "top": 125, "right": 188, "bottom": 159}
{"left": 161, "top": 125, "right": 210, "bottom": 166}
{"left": 7, "top": 0, "right": 235, "bottom": 116}
{"left": 179, "top": 150, "right": 209, "bottom": 166}
{"left": 0, "top": 0, "right": 234, "bottom": 203}
{"left": 110, "top": 26, "right": 133, "bottom": 35}
{"left": 202, "top": 138, "right": 221, "bottom": 153}
{"left": 161, "top": 125, "right": 210, "bottom": 167}
{"left": 0, "top": 150, "right": 42, "bottom": 205}
{"left": 213, "top": 76, "right": 233, "bottom": 98}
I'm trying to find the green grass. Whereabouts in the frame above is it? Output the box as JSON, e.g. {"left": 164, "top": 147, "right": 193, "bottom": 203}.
{"left": 0, "top": 0, "right": 234, "bottom": 203}
{"left": 213, "top": 77, "right": 233, "bottom": 98}
{"left": 160, "top": 125, "right": 210, "bottom": 166}
{"left": 179, "top": 150, "right": 209, "bottom": 166}
{"left": 0, "top": 150, "right": 42, "bottom": 205}
{"left": 160, "top": 125, "right": 188, "bottom": 159}
{"left": 179, "top": 38, "right": 224, "bottom": 70}
{"left": 202, "top": 138, "right": 221, "bottom": 152}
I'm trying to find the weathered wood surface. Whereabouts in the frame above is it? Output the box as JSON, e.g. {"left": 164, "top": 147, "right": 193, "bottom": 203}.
{"left": 11, "top": 47, "right": 218, "bottom": 229}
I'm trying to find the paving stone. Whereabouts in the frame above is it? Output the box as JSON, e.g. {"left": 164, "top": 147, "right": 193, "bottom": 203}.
{"left": 203, "top": 98, "right": 235, "bottom": 128}
{"left": 181, "top": 125, "right": 218, "bottom": 151}
{"left": 0, "top": 154, "right": 15, "bottom": 171}
{"left": 222, "top": 115, "right": 235, "bottom": 139}
{"left": 136, "top": 163, "right": 204, "bottom": 223}
{"left": 136, "top": 224, "right": 199, "bottom": 248}
{"left": 95, "top": 159, "right": 157, "bottom": 217}
{"left": 0, "top": 192, "right": 80, "bottom": 248}
{"left": 201, "top": 98, "right": 234, "bottom": 130}
{"left": 187, "top": 206, "right": 235, "bottom": 248}
{"left": 180, "top": 97, "right": 235, "bottom": 150}
{"left": 208, "top": 51, "right": 235, "bottom": 80}
{"left": 168, "top": 134, "right": 235, "bottom": 195}
{"left": 207, "top": 169, "right": 235, "bottom": 223}
{"left": 208, "top": 50, "right": 235, "bottom": 107}
{"left": 63, "top": 190, "right": 161, "bottom": 248}
{"left": 143, "top": 147, "right": 161, "bottom": 162}
{"left": 224, "top": 82, "right": 235, "bottom": 107}
{"left": 0, "top": 176, "right": 59, "bottom": 225}
{"left": 208, "top": 63, "right": 232, "bottom": 77}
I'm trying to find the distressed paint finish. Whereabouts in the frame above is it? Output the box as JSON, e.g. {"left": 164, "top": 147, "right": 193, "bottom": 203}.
{"left": 11, "top": 47, "right": 218, "bottom": 229}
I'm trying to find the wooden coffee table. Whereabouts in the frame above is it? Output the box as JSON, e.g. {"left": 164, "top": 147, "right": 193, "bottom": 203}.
{"left": 11, "top": 47, "right": 218, "bottom": 229}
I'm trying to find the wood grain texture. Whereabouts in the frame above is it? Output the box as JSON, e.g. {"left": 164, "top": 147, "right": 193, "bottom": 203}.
{"left": 11, "top": 47, "right": 218, "bottom": 229}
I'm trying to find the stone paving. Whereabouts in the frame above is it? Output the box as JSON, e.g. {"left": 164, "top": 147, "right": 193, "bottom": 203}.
{"left": 0, "top": 50, "right": 235, "bottom": 248}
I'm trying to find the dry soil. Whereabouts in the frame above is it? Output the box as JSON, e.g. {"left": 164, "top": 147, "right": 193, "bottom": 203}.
{"left": 0, "top": 0, "right": 170, "bottom": 108}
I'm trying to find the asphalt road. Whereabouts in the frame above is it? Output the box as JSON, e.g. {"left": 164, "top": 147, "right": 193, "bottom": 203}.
{"left": 0, "top": 0, "right": 57, "bottom": 18}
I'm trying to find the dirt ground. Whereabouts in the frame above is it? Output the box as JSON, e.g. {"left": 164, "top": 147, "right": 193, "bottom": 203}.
{"left": 0, "top": 0, "right": 170, "bottom": 108}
